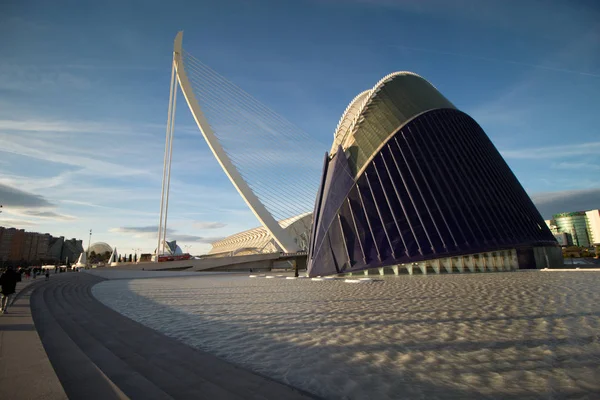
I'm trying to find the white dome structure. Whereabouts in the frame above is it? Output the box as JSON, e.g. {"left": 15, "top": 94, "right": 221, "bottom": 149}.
{"left": 88, "top": 242, "right": 113, "bottom": 255}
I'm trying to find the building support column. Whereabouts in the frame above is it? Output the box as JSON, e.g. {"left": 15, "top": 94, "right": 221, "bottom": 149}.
{"left": 442, "top": 257, "right": 453, "bottom": 273}
{"left": 466, "top": 255, "right": 476, "bottom": 272}
{"left": 432, "top": 260, "right": 440, "bottom": 274}
{"left": 476, "top": 255, "right": 486, "bottom": 273}
{"left": 510, "top": 249, "right": 518, "bottom": 270}
{"left": 457, "top": 256, "right": 465, "bottom": 273}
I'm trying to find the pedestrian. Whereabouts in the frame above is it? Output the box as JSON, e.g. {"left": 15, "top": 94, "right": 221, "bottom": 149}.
{"left": 0, "top": 266, "right": 21, "bottom": 314}
{"left": 45, "top": 270, "right": 50, "bottom": 281}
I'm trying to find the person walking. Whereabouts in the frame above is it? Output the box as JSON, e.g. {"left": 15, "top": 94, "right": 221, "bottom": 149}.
{"left": 45, "top": 270, "right": 50, "bottom": 281}
{"left": 0, "top": 266, "right": 21, "bottom": 314}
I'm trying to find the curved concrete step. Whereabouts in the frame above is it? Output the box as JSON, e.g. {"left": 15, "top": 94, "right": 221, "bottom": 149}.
{"left": 55, "top": 278, "right": 234, "bottom": 399}
{"left": 31, "top": 281, "right": 129, "bottom": 400}
{"left": 32, "top": 273, "right": 317, "bottom": 400}
{"left": 43, "top": 279, "right": 173, "bottom": 399}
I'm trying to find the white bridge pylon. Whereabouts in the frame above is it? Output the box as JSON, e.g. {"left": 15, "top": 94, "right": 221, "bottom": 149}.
{"left": 157, "top": 31, "right": 301, "bottom": 255}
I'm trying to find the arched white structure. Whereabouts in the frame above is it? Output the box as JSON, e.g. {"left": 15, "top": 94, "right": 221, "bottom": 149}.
{"left": 172, "top": 32, "right": 299, "bottom": 253}
{"left": 209, "top": 213, "right": 312, "bottom": 256}
{"left": 330, "top": 71, "right": 449, "bottom": 158}
{"left": 330, "top": 90, "right": 370, "bottom": 154}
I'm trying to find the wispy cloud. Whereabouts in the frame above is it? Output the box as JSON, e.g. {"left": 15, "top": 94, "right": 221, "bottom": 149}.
{"left": 551, "top": 162, "right": 600, "bottom": 171}
{"left": 501, "top": 142, "right": 600, "bottom": 159}
{"left": 0, "top": 182, "right": 76, "bottom": 221}
{"left": 0, "top": 182, "right": 54, "bottom": 208}
{"left": 531, "top": 188, "right": 600, "bottom": 219}
{"left": 110, "top": 225, "right": 222, "bottom": 244}
{"left": 394, "top": 44, "right": 600, "bottom": 79}
{"left": 0, "top": 118, "right": 158, "bottom": 179}
{"left": 0, "top": 119, "right": 129, "bottom": 134}
{"left": 19, "top": 210, "right": 76, "bottom": 220}
{"left": 170, "top": 234, "right": 223, "bottom": 243}
{"left": 192, "top": 221, "right": 227, "bottom": 229}
{"left": 0, "top": 219, "right": 37, "bottom": 227}
{"left": 111, "top": 226, "right": 167, "bottom": 235}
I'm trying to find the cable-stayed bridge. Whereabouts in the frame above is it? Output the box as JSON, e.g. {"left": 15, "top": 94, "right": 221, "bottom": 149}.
{"left": 156, "top": 31, "right": 326, "bottom": 258}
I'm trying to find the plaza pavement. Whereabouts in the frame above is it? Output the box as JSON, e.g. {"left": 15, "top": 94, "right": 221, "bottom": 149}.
{"left": 1, "top": 272, "right": 317, "bottom": 399}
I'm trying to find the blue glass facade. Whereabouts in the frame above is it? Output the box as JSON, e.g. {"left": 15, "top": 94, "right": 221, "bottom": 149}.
{"left": 307, "top": 109, "right": 559, "bottom": 276}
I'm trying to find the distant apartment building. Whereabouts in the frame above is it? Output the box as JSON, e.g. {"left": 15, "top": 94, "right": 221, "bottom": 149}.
{"left": 545, "top": 209, "right": 600, "bottom": 247}
{"left": 0, "top": 226, "right": 83, "bottom": 266}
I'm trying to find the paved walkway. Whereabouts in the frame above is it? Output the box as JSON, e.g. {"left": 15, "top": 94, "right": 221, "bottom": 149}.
{"left": 28, "top": 272, "right": 316, "bottom": 399}
{"left": 0, "top": 276, "right": 68, "bottom": 400}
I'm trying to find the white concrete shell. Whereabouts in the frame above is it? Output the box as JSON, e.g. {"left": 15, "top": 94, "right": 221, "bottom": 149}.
{"left": 329, "top": 71, "right": 455, "bottom": 175}
{"left": 209, "top": 213, "right": 312, "bottom": 256}
{"left": 330, "top": 90, "right": 370, "bottom": 154}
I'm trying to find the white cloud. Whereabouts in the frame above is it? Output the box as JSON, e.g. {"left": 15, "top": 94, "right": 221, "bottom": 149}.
{"left": 551, "top": 162, "right": 600, "bottom": 171}
{"left": 19, "top": 210, "right": 76, "bottom": 220}
{"left": 531, "top": 188, "right": 600, "bottom": 219}
{"left": 192, "top": 221, "right": 227, "bottom": 229}
{"left": 0, "top": 182, "right": 76, "bottom": 221}
{"left": 110, "top": 225, "right": 222, "bottom": 244}
{"left": 0, "top": 134, "right": 153, "bottom": 178}
{"left": 0, "top": 182, "right": 54, "bottom": 208}
{"left": 111, "top": 226, "right": 168, "bottom": 235}
{"left": 0, "top": 219, "right": 37, "bottom": 227}
{"left": 501, "top": 142, "right": 600, "bottom": 160}
{"left": 170, "top": 234, "right": 223, "bottom": 243}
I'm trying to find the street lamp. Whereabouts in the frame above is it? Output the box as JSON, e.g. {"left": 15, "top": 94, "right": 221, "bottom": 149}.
{"left": 86, "top": 229, "right": 92, "bottom": 268}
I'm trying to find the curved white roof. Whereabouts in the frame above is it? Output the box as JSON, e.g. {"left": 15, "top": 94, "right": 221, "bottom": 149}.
{"left": 209, "top": 213, "right": 312, "bottom": 255}
{"left": 330, "top": 71, "right": 453, "bottom": 160}
{"left": 330, "top": 90, "right": 370, "bottom": 153}
{"left": 89, "top": 242, "right": 113, "bottom": 255}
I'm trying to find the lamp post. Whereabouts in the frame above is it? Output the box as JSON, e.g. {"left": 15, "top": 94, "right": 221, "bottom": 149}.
{"left": 86, "top": 229, "right": 92, "bottom": 268}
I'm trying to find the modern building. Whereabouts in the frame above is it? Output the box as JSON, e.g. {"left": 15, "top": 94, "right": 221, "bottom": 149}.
{"left": 0, "top": 226, "right": 83, "bottom": 266}
{"left": 88, "top": 242, "right": 113, "bottom": 256}
{"left": 162, "top": 240, "right": 183, "bottom": 256}
{"left": 307, "top": 71, "right": 562, "bottom": 276}
{"left": 209, "top": 213, "right": 312, "bottom": 257}
{"left": 547, "top": 209, "right": 600, "bottom": 247}
{"left": 62, "top": 238, "right": 84, "bottom": 264}
{"left": 585, "top": 209, "right": 600, "bottom": 245}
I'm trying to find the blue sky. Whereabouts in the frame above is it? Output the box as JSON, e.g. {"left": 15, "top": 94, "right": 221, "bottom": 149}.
{"left": 1, "top": 0, "right": 599, "bottom": 255}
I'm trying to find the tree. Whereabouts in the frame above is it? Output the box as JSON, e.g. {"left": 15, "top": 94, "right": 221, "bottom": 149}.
{"left": 118, "top": 255, "right": 122, "bottom": 263}
{"left": 134, "top": 253, "right": 138, "bottom": 262}
{"left": 128, "top": 254, "right": 132, "bottom": 262}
